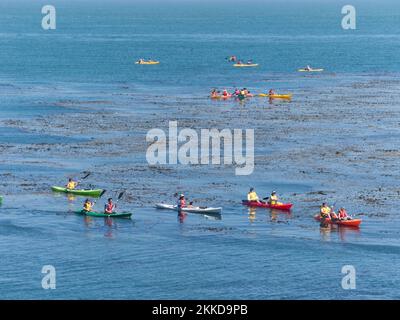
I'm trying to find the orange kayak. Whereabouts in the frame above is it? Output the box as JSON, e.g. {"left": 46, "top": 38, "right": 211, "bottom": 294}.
{"left": 314, "top": 215, "right": 362, "bottom": 227}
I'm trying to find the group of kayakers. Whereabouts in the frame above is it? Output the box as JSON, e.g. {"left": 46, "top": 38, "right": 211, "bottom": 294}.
{"left": 227, "top": 55, "right": 254, "bottom": 64}
{"left": 247, "top": 187, "right": 353, "bottom": 222}
{"left": 210, "top": 88, "right": 254, "bottom": 99}
{"left": 66, "top": 178, "right": 118, "bottom": 215}
{"left": 63, "top": 177, "right": 353, "bottom": 223}
{"left": 320, "top": 203, "right": 351, "bottom": 221}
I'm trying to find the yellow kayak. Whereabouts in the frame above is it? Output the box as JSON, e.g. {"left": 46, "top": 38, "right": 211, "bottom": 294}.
{"left": 135, "top": 61, "right": 160, "bottom": 65}
{"left": 298, "top": 68, "right": 324, "bottom": 72}
{"left": 258, "top": 93, "right": 292, "bottom": 99}
{"left": 233, "top": 64, "right": 259, "bottom": 67}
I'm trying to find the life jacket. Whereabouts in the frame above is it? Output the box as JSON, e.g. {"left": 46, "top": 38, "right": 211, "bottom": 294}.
{"left": 223, "top": 91, "right": 228, "bottom": 96}
{"left": 67, "top": 181, "right": 77, "bottom": 190}
{"left": 247, "top": 191, "right": 259, "bottom": 202}
{"left": 83, "top": 202, "right": 92, "bottom": 212}
{"left": 105, "top": 203, "right": 115, "bottom": 213}
{"left": 320, "top": 206, "right": 331, "bottom": 217}
{"left": 269, "top": 195, "right": 278, "bottom": 204}
{"left": 178, "top": 199, "right": 186, "bottom": 208}
{"left": 338, "top": 209, "right": 348, "bottom": 219}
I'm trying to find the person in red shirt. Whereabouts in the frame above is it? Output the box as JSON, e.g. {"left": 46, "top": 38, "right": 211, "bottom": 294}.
{"left": 104, "top": 198, "right": 116, "bottom": 214}
{"left": 177, "top": 194, "right": 186, "bottom": 210}
{"left": 338, "top": 207, "right": 351, "bottom": 220}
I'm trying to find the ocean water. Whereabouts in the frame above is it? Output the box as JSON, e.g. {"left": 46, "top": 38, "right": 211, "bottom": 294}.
{"left": 1, "top": 0, "right": 400, "bottom": 299}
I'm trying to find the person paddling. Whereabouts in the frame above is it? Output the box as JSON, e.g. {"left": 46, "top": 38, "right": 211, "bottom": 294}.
{"left": 177, "top": 194, "right": 186, "bottom": 210}
{"left": 247, "top": 188, "right": 260, "bottom": 203}
{"left": 265, "top": 191, "right": 281, "bottom": 205}
{"left": 268, "top": 89, "right": 276, "bottom": 96}
{"left": 338, "top": 207, "right": 351, "bottom": 220}
{"left": 66, "top": 178, "right": 78, "bottom": 190}
{"left": 104, "top": 198, "right": 116, "bottom": 214}
{"left": 320, "top": 202, "right": 333, "bottom": 219}
{"left": 83, "top": 199, "right": 94, "bottom": 212}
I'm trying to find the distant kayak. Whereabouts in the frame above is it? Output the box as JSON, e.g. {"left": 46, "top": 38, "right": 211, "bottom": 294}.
{"left": 314, "top": 214, "right": 362, "bottom": 227}
{"left": 242, "top": 200, "right": 293, "bottom": 211}
{"left": 258, "top": 93, "right": 292, "bottom": 99}
{"left": 211, "top": 95, "right": 231, "bottom": 100}
{"left": 75, "top": 210, "right": 132, "bottom": 218}
{"left": 135, "top": 60, "right": 160, "bottom": 65}
{"left": 155, "top": 203, "right": 222, "bottom": 214}
{"left": 51, "top": 186, "right": 104, "bottom": 197}
{"left": 234, "top": 63, "right": 259, "bottom": 67}
{"left": 298, "top": 68, "right": 324, "bottom": 72}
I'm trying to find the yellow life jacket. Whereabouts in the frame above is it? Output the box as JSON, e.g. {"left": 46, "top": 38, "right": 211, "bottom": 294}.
{"left": 269, "top": 195, "right": 278, "bottom": 204}
{"left": 248, "top": 191, "right": 259, "bottom": 202}
{"left": 83, "top": 202, "right": 92, "bottom": 212}
{"left": 320, "top": 206, "right": 331, "bottom": 216}
{"left": 67, "top": 181, "right": 77, "bottom": 190}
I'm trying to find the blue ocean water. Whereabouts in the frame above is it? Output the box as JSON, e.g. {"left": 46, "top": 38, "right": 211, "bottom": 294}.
{"left": 1, "top": 0, "right": 400, "bottom": 299}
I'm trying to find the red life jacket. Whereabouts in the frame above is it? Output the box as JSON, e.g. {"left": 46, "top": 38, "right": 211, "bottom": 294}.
{"left": 105, "top": 203, "right": 115, "bottom": 213}
{"left": 178, "top": 199, "right": 186, "bottom": 208}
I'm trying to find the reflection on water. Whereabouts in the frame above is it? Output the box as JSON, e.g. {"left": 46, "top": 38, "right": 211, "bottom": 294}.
{"left": 320, "top": 224, "right": 361, "bottom": 242}
{"left": 246, "top": 207, "right": 292, "bottom": 224}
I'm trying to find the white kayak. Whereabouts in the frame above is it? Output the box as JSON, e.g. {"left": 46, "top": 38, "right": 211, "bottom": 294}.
{"left": 155, "top": 203, "right": 222, "bottom": 214}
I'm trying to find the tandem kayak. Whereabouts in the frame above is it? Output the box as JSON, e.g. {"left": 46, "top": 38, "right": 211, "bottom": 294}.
{"left": 51, "top": 186, "right": 104, "bottom": 197}
{"left": 211, "top": 95, "right": 232, "bottom": 100}
{"left": 298, "top": 68, "right": 324, "bottom": 72}
{"left": 75, "top": 210, "right": 132, "bottom": 218}
{"left": 135, "top": 61, "right": 160, "bottom": 65}
{"left": 242, "top": 200, "right": 293, "bottom": 211}
{"left": 233, "top": 63, "right": 259, "bottom": 67}
{"left": 155, "top": 203, "right": 222, "bottom": 214}
{"left": 258, "top": 93, "right": 292, "bottom": 99}
{"left": 314, "top": 214, "right": 362, "bottom": 227}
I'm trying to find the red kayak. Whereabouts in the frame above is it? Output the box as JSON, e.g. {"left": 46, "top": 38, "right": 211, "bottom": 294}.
{"left": 242, "top": 200, "right": 293, "bottom": 211}
{"left": 314, "top": 215, "right": 362, "bottom": 228}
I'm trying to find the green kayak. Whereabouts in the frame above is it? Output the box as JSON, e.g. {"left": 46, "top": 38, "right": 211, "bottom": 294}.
{"left": 0, "top": 196, "right": 2, "bottom": 205}
{"left": 51, "top": 186, "right": 104, "bottom": 197}
{"left": 75, "top": 210, "right": 132, "bottom": 219}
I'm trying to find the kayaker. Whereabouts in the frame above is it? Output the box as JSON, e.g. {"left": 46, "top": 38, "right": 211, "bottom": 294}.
{"left": 247, "top": 188, "right": 260, "bottom": 203}
{"left": 177, "top": 194, "right": 186, "bottom": 209}
{"left": 320, "top": 203, "right": 332, "bottom": 219}
{"left": 247, "top": 60, "right": 253, "bottom": 65}
{"left": 234, "top": 88, "right": 240, "bottom": 96}
{"left": 211, "top": 89, "right": 219, "bottom": 98}
{"left": 338, "top": 207, "right": 351, "bottom": 220}
{"left": 187, "top": 201, "right": 194, "bottom": 208}
{"left": 83, "top": 199, "right": 94, "bottom": 212}
{"left": 222, "top": 89, "right": 230, "bottom": 97}
{"left": 66, "top": 178, "right": 78, "bottom": 190}
{"left": 266, "top": 191, "right": 281, "bottom": 205}
{"left": 305, "top": 65, "right": 312, "bottom": 71}
{"left": 104, "top": 198, "right": 116, "bottom": 214}
{"left": 269, "top": 89, "right": 276, "bottom": 96}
